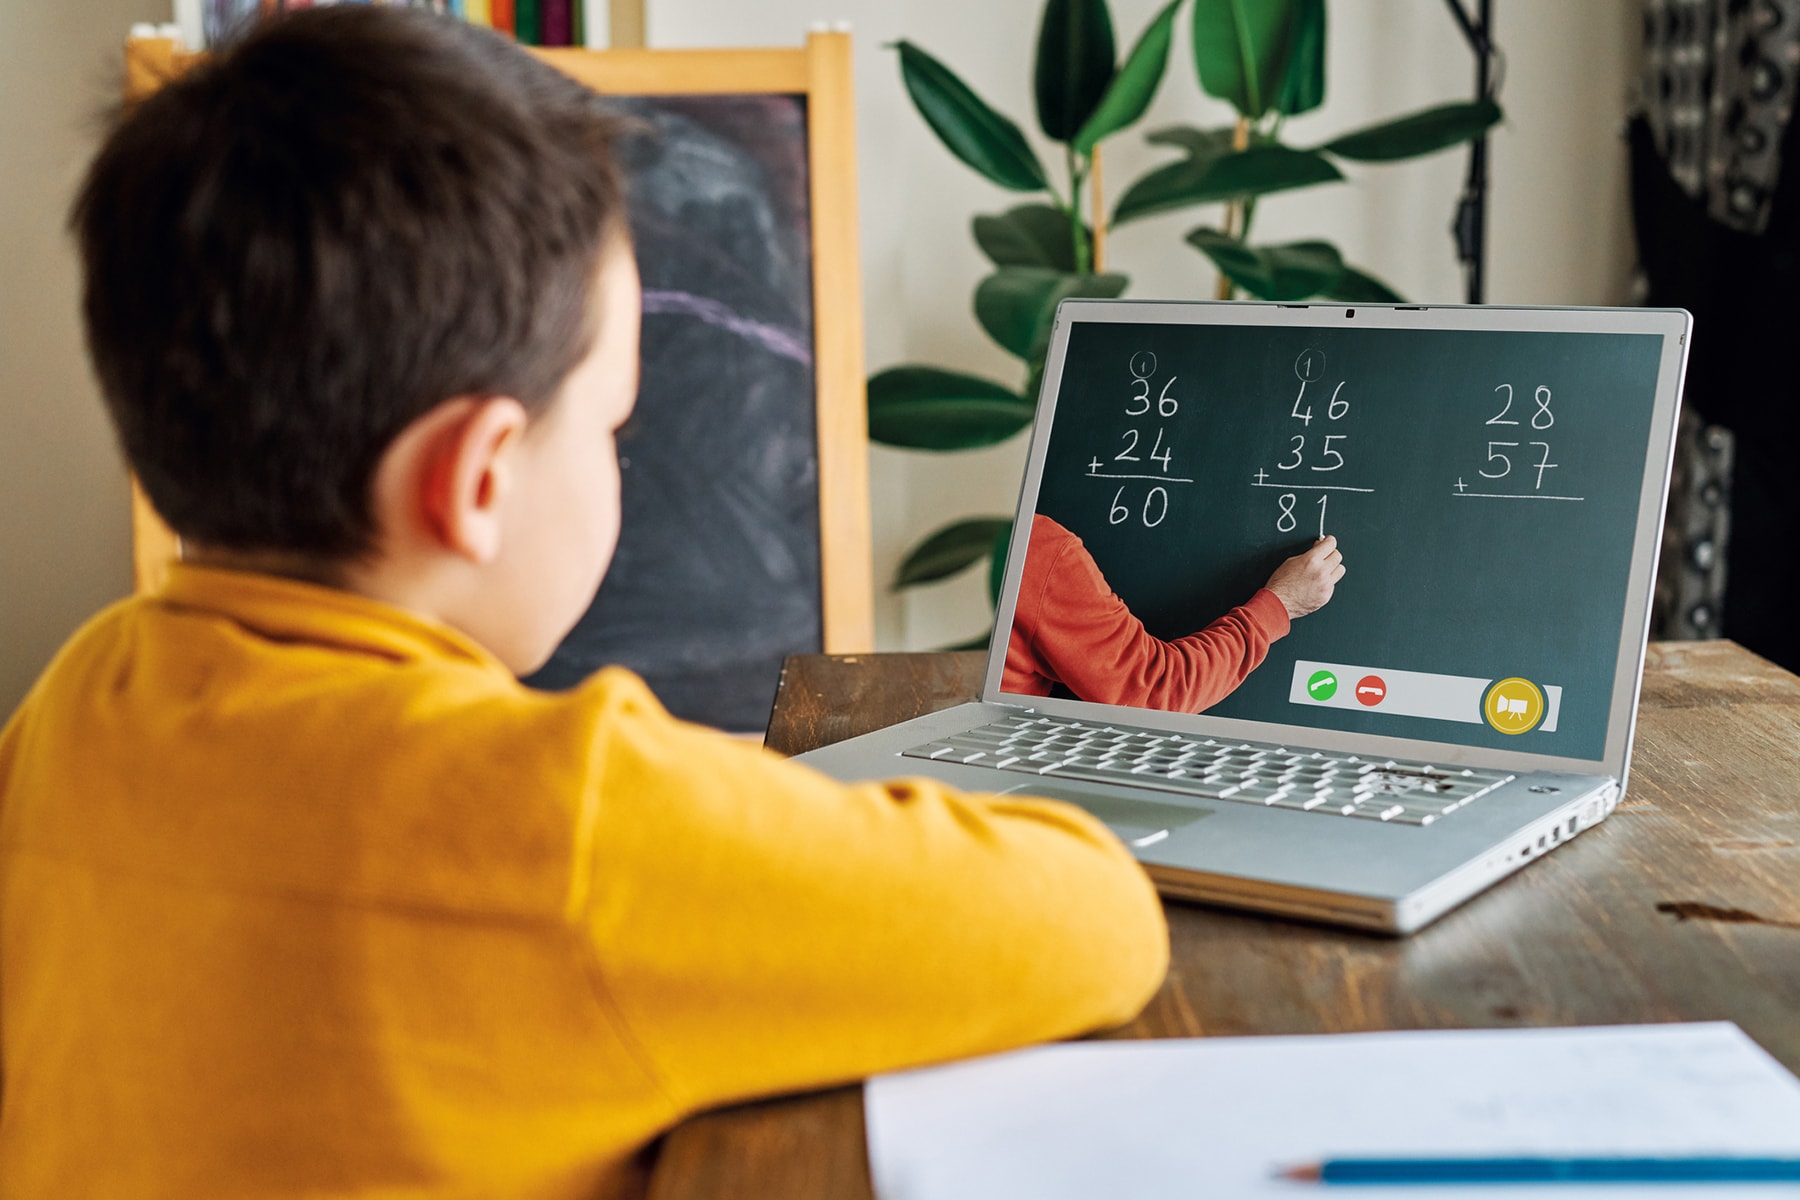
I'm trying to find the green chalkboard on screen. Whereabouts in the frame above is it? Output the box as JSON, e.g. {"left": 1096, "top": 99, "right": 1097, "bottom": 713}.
{"left": 1027, "top": 315, "right": 1668, "bottom": 762}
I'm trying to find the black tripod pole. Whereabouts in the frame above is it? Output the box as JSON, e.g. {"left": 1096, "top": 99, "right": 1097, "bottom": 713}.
{"left": 1445, "top": 0, "right": 1495, "bottom": 304}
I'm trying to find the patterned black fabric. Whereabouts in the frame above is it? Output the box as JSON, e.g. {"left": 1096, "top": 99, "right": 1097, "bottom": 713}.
{"left": 1653, "top": 412, "right": 1732, "bottom": 641}
{"left": 1631, "top": 74, "right": 1800, "bottom": 667}
{"left": 1640, "top": 0, "right": 1800, "bottom": 235}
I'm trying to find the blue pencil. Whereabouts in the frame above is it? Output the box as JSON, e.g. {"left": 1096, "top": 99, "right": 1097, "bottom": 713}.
{"left": 1281, "top": 1157, "right": 1800, "bottom": 1184}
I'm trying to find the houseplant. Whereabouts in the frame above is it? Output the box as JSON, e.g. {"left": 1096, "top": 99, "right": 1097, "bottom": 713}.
{"left": 875, "top": 0, "right": 1501, "bottom": 644}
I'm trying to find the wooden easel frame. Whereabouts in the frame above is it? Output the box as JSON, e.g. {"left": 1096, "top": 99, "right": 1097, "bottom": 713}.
{"left": 123, "top": 33, "right": 874, "bottom": 655}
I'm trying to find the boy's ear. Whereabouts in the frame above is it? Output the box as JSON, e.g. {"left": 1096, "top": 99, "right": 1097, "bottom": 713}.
{"left": 412, "top": 396, "right": 531, "bottom": 564}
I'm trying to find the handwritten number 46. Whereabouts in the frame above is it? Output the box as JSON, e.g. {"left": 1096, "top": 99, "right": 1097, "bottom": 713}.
{"left": 1291, "top": 380, "right": 1349, "bottom": 425}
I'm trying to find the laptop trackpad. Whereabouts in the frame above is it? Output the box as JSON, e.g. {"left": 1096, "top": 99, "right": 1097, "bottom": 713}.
{"left": 1002, "top": 784, "right": 1212, "bottom": 851}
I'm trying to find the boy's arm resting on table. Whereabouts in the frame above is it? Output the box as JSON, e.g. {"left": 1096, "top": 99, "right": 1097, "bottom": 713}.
{"left": 567, "top": 670, "right": 1169, "bottom": 1114}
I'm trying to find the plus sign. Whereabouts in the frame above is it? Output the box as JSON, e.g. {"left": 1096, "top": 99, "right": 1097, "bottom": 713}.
{"left": 1254, "top": 468, "right": 1269, "bottom": 485}
{"left": 1088, "top": 456, "right": 1102, "bottom": 475}
{"left": 1455, "top": 478, "right": 1469, "bottom": 493}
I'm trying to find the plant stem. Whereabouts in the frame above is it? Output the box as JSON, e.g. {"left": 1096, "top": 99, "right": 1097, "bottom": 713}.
{"left": 1090, "top": 144, "right": 1107, "bottom": 273}
{"left": 1216, "top": 116, "right": 1254, "bottom": 300}
{"left": 1065, "top": 144, "right": 1091, "bottom": 275}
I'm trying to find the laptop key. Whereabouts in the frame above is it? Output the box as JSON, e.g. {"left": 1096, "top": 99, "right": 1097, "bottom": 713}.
{"left": 1344, "top": 804, "right": 1408, "bottom": 822}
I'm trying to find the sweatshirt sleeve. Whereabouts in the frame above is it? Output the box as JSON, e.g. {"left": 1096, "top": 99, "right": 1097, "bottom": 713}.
{"left": 568, "top": 669, "right": 1170, "bottom": 1115}
{"left": 1021, "top": 527, "right": 1290, "bottom": 712}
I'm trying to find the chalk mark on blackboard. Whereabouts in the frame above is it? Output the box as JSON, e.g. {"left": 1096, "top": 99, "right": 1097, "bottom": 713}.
{"left": 1452, "top": 492, "right": 1586, "bottom": 502}
{"left": 1249, "top": 481, "right": 1375, "bottom": 494}
{"left": 642, "top": 289, "right": 812, "bottom": 366}
{"left": 1088, "top": 471, "right": 1197, "bottom": 483}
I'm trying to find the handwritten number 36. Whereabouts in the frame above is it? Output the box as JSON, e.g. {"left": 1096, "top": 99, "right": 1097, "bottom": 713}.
{"left": 1128, "top": 378, "right": 1178, "bottom": 417}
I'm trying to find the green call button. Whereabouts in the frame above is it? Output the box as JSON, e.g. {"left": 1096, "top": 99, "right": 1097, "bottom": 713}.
{"left": 1306, "top": 669, "right": 1339, "bottom": 701}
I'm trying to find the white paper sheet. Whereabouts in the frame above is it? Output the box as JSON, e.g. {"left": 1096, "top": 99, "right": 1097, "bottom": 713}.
{"left": 866, "top": 1023, "right": 1800, "bottom": 1200}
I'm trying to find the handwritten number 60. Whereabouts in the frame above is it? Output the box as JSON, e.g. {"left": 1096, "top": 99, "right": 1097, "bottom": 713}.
{"left": 1112, "top": 486, "right": 1169, "bottom": 527}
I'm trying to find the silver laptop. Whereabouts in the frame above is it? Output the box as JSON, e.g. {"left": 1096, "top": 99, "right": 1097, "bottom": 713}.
{"left": 802, "top": 300, "right": 1690, "bottom": 934}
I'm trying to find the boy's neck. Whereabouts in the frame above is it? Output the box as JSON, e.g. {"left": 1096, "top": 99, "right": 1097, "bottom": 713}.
{"left": 181, "top": 545, "right": 353, "bottom": 593}
{"left": 180, "top": 544, "right": 486, "bottom": 660}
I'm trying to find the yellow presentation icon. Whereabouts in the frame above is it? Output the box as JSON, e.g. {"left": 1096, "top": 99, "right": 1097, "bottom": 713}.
{"left": 1483, "top": 677, "right": 1546, "bottom": 735}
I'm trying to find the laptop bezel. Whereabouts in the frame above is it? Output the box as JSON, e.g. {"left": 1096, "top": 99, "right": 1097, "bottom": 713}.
{"left": 979, "top": 299, "right": 1691, "bottom": 783}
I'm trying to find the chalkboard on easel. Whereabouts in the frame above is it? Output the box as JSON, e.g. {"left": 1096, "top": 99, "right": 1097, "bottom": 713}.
{"left": 525, "top": 93, "right": 827, "bottom": 728}
{"left": 1026, "top": 316, "right": 1667, "bottom": 761}
{"left": 518, "top": 37, "right": 875, "bottom": 732}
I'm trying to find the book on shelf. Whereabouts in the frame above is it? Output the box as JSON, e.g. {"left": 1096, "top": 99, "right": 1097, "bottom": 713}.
{"left": 513, "top": 0, "right": 539, "bottom": 44}
{"left": 177, "top": 0, "right": 599, "bottom": 49}
{"left": 541, "top": 0, "right": 572, "bottom": 47}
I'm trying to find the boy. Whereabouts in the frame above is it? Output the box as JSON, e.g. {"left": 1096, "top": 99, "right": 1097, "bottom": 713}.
{"left": 0, "top": 9, "right": 1178, "bottom": 1197}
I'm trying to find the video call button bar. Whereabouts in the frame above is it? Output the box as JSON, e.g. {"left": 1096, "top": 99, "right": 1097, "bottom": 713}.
{"left": 1289, "top": 660, "right": 1562, "bottom": 734}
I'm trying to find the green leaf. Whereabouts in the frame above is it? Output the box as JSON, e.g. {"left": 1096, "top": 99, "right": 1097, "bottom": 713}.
{"left": 867, "top": 366, "right": 1034, "bottom": 450}
{"left": 1072, "top": 0, "right": 1181, "bottom": 153}
{"left": 895, "top": 41, "right": 1049, "bottom": 191}
{"left": 1113, "top": 144, "right": 1342, "bottom": 224}
{"left": 1320, "top": 98, "right": 1503, "bottom": 162}
{"left": 1321, "top": 265, "right": 1406, "bottom": 303}
{"left": 1034, "top": 0, "right": 1117, "bottom": 142}
{"left": 1274, "top": 0, "right": 1326, "bottom": 116}
{"left": 975, "top": 267, "right": 1129, "bottom": 360}
{"left": 1191, "top": 0, "right": 1306, "bottom": 119}
{"left": 987, "top": 519, "right": 1015, "bottom": 606}
{"left": 1186, "top": 227, "right": 1344, "bottom": 300}
{"left": 1144, "top": 123, "right": 1238, "bottom": 157}
{"left": 893, "top": 518, "right": 1015, "bottom": 589}
{"left": 973, "top": 204, "right": 1084, "bottom": 271}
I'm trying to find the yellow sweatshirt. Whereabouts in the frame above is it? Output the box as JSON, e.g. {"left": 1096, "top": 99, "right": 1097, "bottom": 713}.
{"left": 0, "top": 565, "right": 1167, "bottom": 1198}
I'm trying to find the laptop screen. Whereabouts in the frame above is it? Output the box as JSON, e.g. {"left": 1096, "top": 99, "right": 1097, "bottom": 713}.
{"left": 991, "top": 303, "right": 1686, "bottom": 773}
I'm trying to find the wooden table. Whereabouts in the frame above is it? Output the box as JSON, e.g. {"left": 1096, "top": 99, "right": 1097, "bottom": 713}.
{"left": 648, "top": 640, "right": 1800, "bottom": 1200}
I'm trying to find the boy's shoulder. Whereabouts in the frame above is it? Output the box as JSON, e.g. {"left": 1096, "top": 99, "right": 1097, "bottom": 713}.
{"left": 2, "top": 566, "right": 694, "bottom": 922}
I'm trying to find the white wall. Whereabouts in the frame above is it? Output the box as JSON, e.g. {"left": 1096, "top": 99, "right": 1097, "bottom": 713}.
{"left": 0, "top": 0, "right": 164, "bottom": 716}
{"left": 0, "top": 0, "right": 1641, "bottom": 716}
{"left": 652, "top": 0, "right": 1643, "bottom": 651}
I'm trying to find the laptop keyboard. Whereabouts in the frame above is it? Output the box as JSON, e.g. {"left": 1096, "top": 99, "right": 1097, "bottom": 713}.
{"left": 901, "top": 714, "right": 1514, "bottom": 826}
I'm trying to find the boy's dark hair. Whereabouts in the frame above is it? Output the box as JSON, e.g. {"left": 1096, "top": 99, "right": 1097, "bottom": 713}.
{"left": 72, "top": 7, "right": 627, "bottom": 558}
